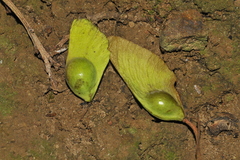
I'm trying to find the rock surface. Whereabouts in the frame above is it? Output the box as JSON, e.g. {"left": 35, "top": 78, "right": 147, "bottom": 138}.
{"left": 160, "top": 9, "right": 207, "bottom": 52}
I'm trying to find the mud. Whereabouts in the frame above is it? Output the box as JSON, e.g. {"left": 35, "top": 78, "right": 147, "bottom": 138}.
{"left": 0, "top": 0, "right": 239, "bottom": 160}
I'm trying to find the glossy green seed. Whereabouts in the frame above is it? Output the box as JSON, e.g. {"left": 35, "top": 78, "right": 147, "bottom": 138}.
{"left": 66, "top": 57, "right": 97, "bottom": 101}
{"left": 146, "top": 91, "right": 184, "bottom": 121}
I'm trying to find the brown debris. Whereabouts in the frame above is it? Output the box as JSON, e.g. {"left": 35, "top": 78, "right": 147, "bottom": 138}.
{"left": 206, "top": 112, "right": 239, "bottom": 137}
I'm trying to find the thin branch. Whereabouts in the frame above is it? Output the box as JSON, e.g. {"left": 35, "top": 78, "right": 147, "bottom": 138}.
{"left": 2, "top": 0, "right": 58, "bottom": 89}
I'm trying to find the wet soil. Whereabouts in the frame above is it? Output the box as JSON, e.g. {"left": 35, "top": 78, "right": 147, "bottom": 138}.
{"left": 0, "top": 0, "right": 239, "bottom": 160}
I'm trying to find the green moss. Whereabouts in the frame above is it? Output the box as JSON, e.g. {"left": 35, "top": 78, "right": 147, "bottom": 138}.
{"left": 127, "top": 127, "right": 137, "bottom": 134}
{"left": 0, "top": 36, "right": 16, "bottom": 54}
{"left": 25, "top": 0, "right": 48, "bottom": 15}
{"left": 163, "top": 150, "right": 177, "bottom": 160}
{"left": 0, "top": 83, "right": 17, "bottom": 116}
{"left": 8, "top": 139, "right": 56, "bottom": 160}
{"left": 9, "top": 153, "right": 23, "bottom": 160}
{"left": 146, "top": 9, "right": 155, "bottom": 15}
{"left": 199, "top": 48, "right": 212, "bottom": 57}
{"left": 218, "top": 59, "right": 240, "bottom": 85}
{"left": 27, "top": 139, "right": 56, "bottom": 160}
{"left": 202, "top": 85, "right": 212, "bottom": 92}
{"left": 47, "top": 91, "right": 56, "bottom": 103}
{"left": 204, "top": 20, "right": 240, "bottom": 89}
{"left": 232, "top": 41, "right": 240, "bottom": 58}
{"left": 224, "top": 94, "right": 234, "bottom": 102}
{"left": 168, "top": 0, "right": 195, "bottom": 10}
{"left": 193, "top": 0, "right": 235, "bottom": 13}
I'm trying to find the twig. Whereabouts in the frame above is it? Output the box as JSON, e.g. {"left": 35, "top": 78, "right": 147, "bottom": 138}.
{"left": 50, "top": 34, "right": 69, "bottom": 57}
{"left": 2, "top": 0, "right": 58, "bottom": 89}
{"left": 56, "top": 34, "right": 69, "bottom": 48}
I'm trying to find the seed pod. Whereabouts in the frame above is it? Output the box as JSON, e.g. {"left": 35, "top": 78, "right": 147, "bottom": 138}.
{"left": 66, "top": 19, "right": 110, "bottom": 102}
{"left": 108, "top": 36, "right": 184, "bottom": 121}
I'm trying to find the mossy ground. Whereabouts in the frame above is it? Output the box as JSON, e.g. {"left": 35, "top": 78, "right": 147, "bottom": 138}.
{"left": 0, "top": 0, "right": 239, "bottom": 159}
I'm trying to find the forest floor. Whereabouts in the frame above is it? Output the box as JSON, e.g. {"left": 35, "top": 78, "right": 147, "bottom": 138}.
{"left": 0, "top": 0, "right": 239, "bottom": 159}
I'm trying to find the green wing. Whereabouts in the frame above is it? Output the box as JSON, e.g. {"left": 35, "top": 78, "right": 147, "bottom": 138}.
{"left": 66, "top": 19, "right": 110, "bottom": 101}
{"left": 108, "top": 36, "right": 184, "bottom": 121}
